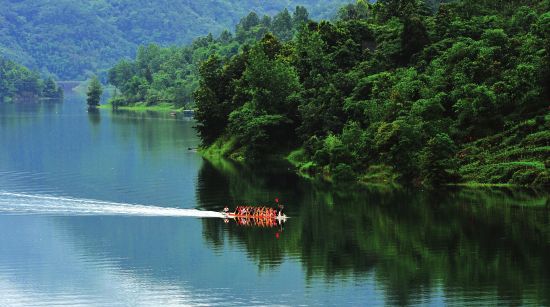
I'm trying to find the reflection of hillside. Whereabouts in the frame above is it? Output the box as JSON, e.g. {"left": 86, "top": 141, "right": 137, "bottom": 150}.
{"left": 197, "top": 158, "right": 305, "bottom": 270}
{"left": 198, "top": 157, "right": 550, "bottom": 305}
{"left": 0, "top": 99, "right": 63, "bottom": 129}
{"left": 87, "top": 108, "right": 101, "bottom": 125}
{"left": 108, "top": 109, "right": 198, "bottom": 155}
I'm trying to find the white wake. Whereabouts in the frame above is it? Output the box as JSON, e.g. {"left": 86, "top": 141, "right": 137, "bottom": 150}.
{"left": 0, "top": 192, "right": 224, "bottom": 218}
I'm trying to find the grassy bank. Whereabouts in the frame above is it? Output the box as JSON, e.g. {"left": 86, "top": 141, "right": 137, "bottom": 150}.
{"left": 286, "top": 147, "right": 401, "bottom": 186}
{"left": 99, "top": 102, "right": 183, "bottom": 112}
{"left": 202, "top": 115, "right": 549, "bottom": 188}
{"left": 199, "top": 137, "right": 245, "bottom": 162}
{"left": 452, "top": 182, "right": 518, "bottom": 188}
{"left": 458, "top": 116, "right": 549, "bottom": 186}
{"left": 285, "top": 116, "right": 549, "bottom": 187}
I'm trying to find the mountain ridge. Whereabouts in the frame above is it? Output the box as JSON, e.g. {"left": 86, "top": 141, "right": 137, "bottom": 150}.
{"left": 0, "top": 0, "right": 353, "bottom": 79}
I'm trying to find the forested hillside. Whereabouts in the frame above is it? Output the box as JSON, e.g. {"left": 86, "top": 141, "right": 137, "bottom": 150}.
{"left": 108, "top": 6, "right": 316, "bottom": 108}
{"left": 0, "top": 57, "right": 63, "bottom": 102}
{"left": 190, "top": 0, "right": 549, "bottom": 186}
{"left": 0, "top": 0, "right": 352, "bottom": 80}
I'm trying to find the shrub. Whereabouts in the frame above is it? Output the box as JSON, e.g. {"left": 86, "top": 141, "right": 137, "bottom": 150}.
{"left": 332, "top": 163, "right": 356, "bottom": 182}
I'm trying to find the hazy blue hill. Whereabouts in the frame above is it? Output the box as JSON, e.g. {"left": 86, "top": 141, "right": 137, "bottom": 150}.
{"left": 0, "top": 0, "right": 352, "bottom": 80}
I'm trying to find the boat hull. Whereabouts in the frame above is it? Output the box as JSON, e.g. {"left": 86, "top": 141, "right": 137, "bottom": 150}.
{"left": 222, "top": 213, "right": 287, "bottom": 220}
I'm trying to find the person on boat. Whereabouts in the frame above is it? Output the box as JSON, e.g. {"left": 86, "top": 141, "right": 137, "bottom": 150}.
{"left": 223, "top": 206, "right": 229, "bottom": 214}
{"left": 277, "top": 204, "right": 284, "bottom": 216}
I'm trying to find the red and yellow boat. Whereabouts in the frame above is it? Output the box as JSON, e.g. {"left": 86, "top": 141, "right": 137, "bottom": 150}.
{"left": 221, "top": 205, "right": 287, "bottom": 221}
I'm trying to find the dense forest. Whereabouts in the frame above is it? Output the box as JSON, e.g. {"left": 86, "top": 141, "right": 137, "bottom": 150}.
{"left": 107, "top": 6, "right": 318, "bottom": 109}
{"left": 0, "top": 57, "right": 63, "bottom": 102}
{"left": 193, "top": 0, "right": 549, "bottom": 186}
{"left": 0, "top": 0, "right": 353, "bottom": 80}
{"left": 108, "top": 0, "right": 549, "bottom": 186}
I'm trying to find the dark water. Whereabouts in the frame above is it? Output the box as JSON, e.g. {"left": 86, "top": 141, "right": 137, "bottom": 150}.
{"left": 0, "top": 92, "right": 549, "bottom": 306}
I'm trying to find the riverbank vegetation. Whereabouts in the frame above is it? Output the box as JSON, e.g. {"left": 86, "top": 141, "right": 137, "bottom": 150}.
{"left": 108, "top": 0, "right": 549, "bottom": 186}
{"left": 193, "top": 0, "right": 549, "bottom": 186}
{"left": 99, "top": 102, "right": 180, "bottom": 113}
{"left": 0, "top": 57, "right": 63, "bottom": 102}
{"left": 86, "top": 76, "right": 103, "bottom": 109}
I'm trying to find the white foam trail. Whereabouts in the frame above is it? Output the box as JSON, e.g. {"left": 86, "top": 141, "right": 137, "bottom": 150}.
{"left": 0, "top": 192, "right": 224, "bottom": 218}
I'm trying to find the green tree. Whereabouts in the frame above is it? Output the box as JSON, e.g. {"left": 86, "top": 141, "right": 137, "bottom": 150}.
{"left": 400, "top": 16, "right": 429, "bottom": 64}
{"left": 293, "top": 6, "right": 310, "bottom": 29}
{"left": 226, "top": 44, "right": 301, "bottom": 158}
{"left": 420, "top": 133, "right": 458, "bottom": 184}
{"left": 87, "top": 76, "right": 103, "bottom": 109}
{"left": 42, "top": 77, "right": 63, "bottom": 98}
{"left": 337, "top": 0, "right": 370, "bottom": 20}
{"left": 238, "top": 12, "right": 260, "bottom": 31}
{"left": 272, "top": 8, "right": 294, "bottom": 41}
{"left": 108, "top": 60, "right": 135, "bottom": 90}
{"left": 109, "top": 0, "right": 550, "bottom": 186}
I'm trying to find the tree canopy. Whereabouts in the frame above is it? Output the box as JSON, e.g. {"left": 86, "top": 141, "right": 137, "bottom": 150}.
{"left": 108, "top": 6, "right": 315, "bottom": 109}
{"left": 0, "top": 56, "right": 63, "bottom": 102}
{"left": 104, "top": 0, "right": 549, "bottom": 186}
{"left": 191, "top": 0, "right": 549, "bottom": 186}
{"left": 0, "top": 0, "right": 354, "bottom": 80}
{"left": 86, "top": 76, "right": 103, "bottom": 108}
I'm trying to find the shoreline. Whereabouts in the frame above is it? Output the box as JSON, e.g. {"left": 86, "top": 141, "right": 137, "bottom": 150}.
{"left": 201, "top": 141, "right": 545, "bottom": 189}
{"left": 99, "top": 102, "right": 183, "bottom": 113}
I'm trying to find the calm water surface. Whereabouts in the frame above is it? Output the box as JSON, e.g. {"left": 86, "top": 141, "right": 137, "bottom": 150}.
{"left": 0, "top": 91, "right": 549, "bottom": 306}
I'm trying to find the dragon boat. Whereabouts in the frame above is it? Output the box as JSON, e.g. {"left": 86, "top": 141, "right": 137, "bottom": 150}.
{"left": 221, "top": 205, "right": 287, "bottom": 221}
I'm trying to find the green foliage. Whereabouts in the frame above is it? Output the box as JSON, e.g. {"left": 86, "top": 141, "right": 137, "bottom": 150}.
{"left": 332, "top": 163, "right": 356, "bottom": 182}
{"left": 42, "top": 77, "right": 63, "bottom": 99}
{"left": 0, "top": 56, "right": 62, "bottom": 101}
{"left": 194, "top": 53, "right": 248, "bottom": 144}
{"left": 108, "top": 6, "right": 313, "bottom": 110}
{"left": 86, "top": 76, "right": 103, "bottom": 108}
{"left": 0, "top": 1, "right": 352, "bottom": 80}
{"left": 360, "top": 164, "right": 401, "bottom": 184}
{"left": 420, "top": 133, "right": 459, "bottom": 184}
{"left": 150, "top": 0, "right": 550, "bottom": 186}
{"left": 225, "top": 44, "right": 301, "bottom": 159}
{"left": 459, "top": 116, "right": 550, "bottom": 186}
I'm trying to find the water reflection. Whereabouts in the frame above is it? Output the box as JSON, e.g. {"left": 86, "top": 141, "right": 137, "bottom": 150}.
{"left": 2, "top": 94, "right": 549, "bottom": 305}
{"left": 0, "top": 216, "right": 229, "bottom": 306}
{"left": 0, "top": 96, "right": 202, "bottom": 207}
{"left": 0, "top": 99, "right": 62, "bottom": 130}
{"left": 197, "top": 157, "right": 550, "bottom": 305}
{"left": 109, "top": 109, "right": 196, "bottom": 155}
{"left": 87, "top": 108, "right": 101, "bottom": 125}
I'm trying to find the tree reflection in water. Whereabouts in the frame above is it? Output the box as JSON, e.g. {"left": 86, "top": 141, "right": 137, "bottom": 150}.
{"left": 197, "top": 157, "right": 550, "bottom": 305}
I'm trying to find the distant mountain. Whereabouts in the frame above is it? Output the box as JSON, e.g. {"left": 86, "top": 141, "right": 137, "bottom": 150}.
{"left": 0, "top": 0, "right": 353, "bottom": 80}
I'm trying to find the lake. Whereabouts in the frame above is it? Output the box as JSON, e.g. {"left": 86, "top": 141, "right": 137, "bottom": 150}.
{"left": 0, "top": 90, "right": 549, "bottom": 306}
